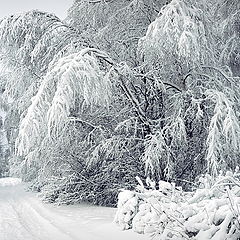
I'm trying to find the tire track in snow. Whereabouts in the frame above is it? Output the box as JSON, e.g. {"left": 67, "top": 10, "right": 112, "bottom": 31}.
{"left": 0, "top": 178, "right": 149, "bottom": 240}
{"left": 0, "top": 183, "right": 74, "bottom": 240}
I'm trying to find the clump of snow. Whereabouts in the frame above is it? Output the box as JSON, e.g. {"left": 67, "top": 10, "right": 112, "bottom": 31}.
{"left": 0, "top": 177, "right": 22, "bottom": 186}
{"left": 115, "top": 169, "right": 240, "bottom": 239}
{"left": 114, "top": 190, "right": 139, "bottom": 230}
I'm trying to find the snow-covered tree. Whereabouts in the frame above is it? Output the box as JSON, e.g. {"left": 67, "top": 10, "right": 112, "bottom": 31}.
{"left": 0, "top": 10, "right": 88, "bottom": 180}
{"left": 16, "top": 48, "right": 112, "bottom": 155}
{"left": 0, "top": 10, "right": 86, "bottom": 105}
{"left": 0, "top": 93, "right": 9, "bottom": 177}
{"left": 67, "top": 0, "right": 169, "bottom": 64}
{"left": 0, "top": 0, "right": 239, "bottom": 206}
{"left": 137, "top": 0, "right": 240, "bottom": 180}
{"left": 216, "top": 0, "right": 240, "bottom": 76}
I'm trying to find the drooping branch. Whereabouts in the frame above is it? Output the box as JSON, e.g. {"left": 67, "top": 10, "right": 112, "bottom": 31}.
{"left": 135, "top": 74, "right": 182, "bottom": 92}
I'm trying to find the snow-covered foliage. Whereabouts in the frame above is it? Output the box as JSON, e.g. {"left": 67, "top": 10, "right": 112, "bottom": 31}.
{"left": 138, "top": 0, "right": 212, "bottom": 87}
{"left": 115, "top": 170, "right": 240, "bottom": 239}
{"left": 205, "top": 90, "right": 240, "bottom": 175}
{"left": 0, "top": 10, "right": 87, "bottom": 177}
{"left": 68, "top": 0, "right": 168, "bottom": 64}
{"left": 0, "top": 11, "right": 79, "bottom": 100}
{"left": 217, "top": 0, "right": 240, "bottom": 76}
{"left": 142, "top": 109, "right": 187, "bottom": 180}
{"left": 135, "top": 0, "right": 240, "bottom": 180}
{"left": 16, "top": 48, "right": 112, "bottom": 156}
{"left": 0, "top": 0, "right": 239, "bottom": 208}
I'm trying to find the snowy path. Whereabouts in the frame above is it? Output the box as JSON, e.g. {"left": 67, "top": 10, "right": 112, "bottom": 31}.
{"left": 0, "top": 178, "right": 148, "bottom": 240}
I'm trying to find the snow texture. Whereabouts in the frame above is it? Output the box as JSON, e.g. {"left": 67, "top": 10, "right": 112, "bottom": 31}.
{"left": 0, "top": 178, "right": 148, "bottom": 240}
{"left": 115, "top": 173, "right": 240, "bottom": 239}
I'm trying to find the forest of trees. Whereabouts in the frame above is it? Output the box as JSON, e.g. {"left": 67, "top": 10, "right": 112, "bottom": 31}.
{"left": 0, "top": 0, "right": 239, "bottom": 209}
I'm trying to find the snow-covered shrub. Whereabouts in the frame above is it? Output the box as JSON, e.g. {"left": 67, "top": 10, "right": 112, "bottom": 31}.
{"left": 116, "top": 170, "right": 240, "bottom": 239}
{"left": 114, "top": 190, "right": 139, "bottom": 230}
{"left": 38, "top": 156, "right": 145, "bottom": 207}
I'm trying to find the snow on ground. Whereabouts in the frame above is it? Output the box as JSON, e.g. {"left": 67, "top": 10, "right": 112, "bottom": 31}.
{"left": 0, "top": 177, "right": 21, "bottom": 186}
{"left": 0, "top": 178, "right": 148, "bottom": 240}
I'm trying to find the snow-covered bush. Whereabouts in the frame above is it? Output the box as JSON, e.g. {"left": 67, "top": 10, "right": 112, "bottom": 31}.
{"left": 115, "top": 171, "right": 240, "bottom": 239}
{"left": 38, "top": 155, "right": 145, "bottom": 207}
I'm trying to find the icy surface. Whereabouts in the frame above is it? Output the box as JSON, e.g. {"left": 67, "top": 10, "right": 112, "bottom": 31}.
{"left": 0, "top": 178, "right": 148, "bottom": 240}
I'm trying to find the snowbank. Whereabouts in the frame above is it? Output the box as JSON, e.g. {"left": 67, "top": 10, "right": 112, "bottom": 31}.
{"left": 115, "top": 171, "right": 240, "bottom": 239}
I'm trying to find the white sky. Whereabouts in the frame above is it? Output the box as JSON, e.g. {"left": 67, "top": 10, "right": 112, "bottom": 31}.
{"left": 0, "top": 0, "right": 74, "bottom": 20}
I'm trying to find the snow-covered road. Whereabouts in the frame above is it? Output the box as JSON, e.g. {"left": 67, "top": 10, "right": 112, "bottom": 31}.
{"left": 0, "top": 178, "right": 148, "bottom": 240}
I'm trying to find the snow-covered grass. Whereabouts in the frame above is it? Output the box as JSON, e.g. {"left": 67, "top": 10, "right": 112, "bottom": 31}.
{"left": 115, "top": 170, "right": 240, "bottom": 239}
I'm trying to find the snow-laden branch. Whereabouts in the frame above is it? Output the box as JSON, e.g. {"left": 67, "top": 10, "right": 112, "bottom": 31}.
{"left": 16, "top": 49, "right": 112, "bottom": 156}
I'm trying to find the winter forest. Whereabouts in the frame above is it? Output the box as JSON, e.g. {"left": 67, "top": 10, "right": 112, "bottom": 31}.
{"left": 0, "top": 0, "right": 240, "bottom": 239}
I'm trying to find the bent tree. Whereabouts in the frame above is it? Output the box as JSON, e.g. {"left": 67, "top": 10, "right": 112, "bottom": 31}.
{"left": 0, "top": 0, "right": 239, "bottom": 205}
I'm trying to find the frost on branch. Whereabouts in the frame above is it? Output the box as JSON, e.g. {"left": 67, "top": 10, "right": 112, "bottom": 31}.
{"left": 0, "top": 10, "right": 79, "bottom": 74}
{"left": 206, "top": 89, "right": 240, "bottom": 175}
{"left": 16, "top": 48, "right": 112, "bottom": 156}
{"left": 68, "top": 0, "right": 168, "bottom": 65}
{"left": 142, "top": 131, "right": 171, "bottom": 180}
{"left": 0, "top": 10, "right": 83, "bottom": 106}
{"left": 15, "top": 71, "right": 56, "bottom": 156}
{"left": 142, "top": 105, "right": 187, "bottom": 180}
{"left": 47, "top": 49, "right": 112, "bottom": 137}
{"left": 138, "top": 0, "right": 210, "bottom": 88}
{"left": 219, "top": 8, "right": 240, "bottom": 76}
